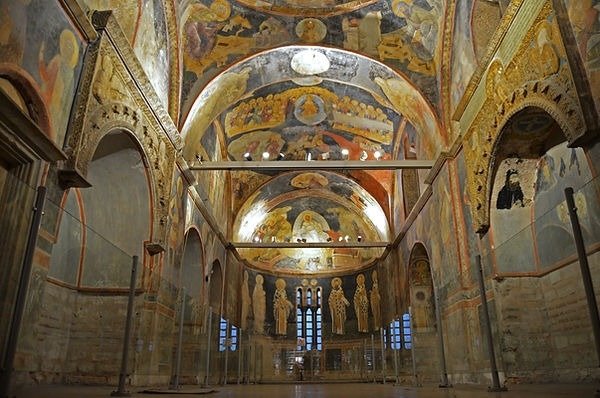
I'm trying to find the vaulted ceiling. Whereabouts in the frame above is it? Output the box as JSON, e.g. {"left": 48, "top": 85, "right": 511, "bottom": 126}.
{"left": 81, "top": 0, "right": 500, "bottom": 274}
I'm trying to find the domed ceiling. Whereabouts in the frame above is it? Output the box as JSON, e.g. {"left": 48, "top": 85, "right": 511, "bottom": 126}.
{"left": 177, "top": 0, "right": 454, "bottom": 275}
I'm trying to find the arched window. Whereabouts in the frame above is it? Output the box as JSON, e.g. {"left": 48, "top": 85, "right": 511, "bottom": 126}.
{"left": 296, "top": 285, "right": 323, "bottom": 351}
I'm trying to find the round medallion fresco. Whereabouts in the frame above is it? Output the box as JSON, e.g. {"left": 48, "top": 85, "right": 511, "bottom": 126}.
{"left": 294, "top": 94, "right": 327, "bottom": 125}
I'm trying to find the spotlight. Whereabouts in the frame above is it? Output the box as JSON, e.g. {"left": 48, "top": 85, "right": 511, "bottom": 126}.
{"left": 344, "top": 235, "right": 350, "bottom": 242}
{"left": 359, "top": 150, "right": 368, "bottom": 161}
{"left": 243, "top": 152, "right": 252, "bottom": 161}
{"left": 277, "top": 153, "right": 285, "bottom": 160}
{"left": 306, "top": 151, "right": 312, "bottom": 161}
{"left": 357, "top": 235, "right": 362, "bottom": 242}
{"left": 327, "top": 237, "right": 333, "bottom": 242}
{"left": 341, "top": 148, "right": 349, "bottom": 159}
{"left": 254, "top": 236, "right": 260, "bottom": 242}
{"left": 302, "top": 238, "right": 307, "bottom": 243}
{"left": 262, "top": 152, "right": 270, "bottom": 160}
{"left": 338, "top": 237, "right": 343, "bottom": 242}
{"left": 321, "top": 152, "right": 330, "bottom": 160}
{"left": 374, "top": 151, "right": 381, "bottom": 160}
{"left": 297, "top": 238, "right": 302, "bottom": 243}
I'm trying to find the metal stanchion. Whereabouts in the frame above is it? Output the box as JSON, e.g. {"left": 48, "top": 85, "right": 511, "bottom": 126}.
{"left": 0, "top": 187, "right": 46, "bottom": 398}
{"left": 170, "top": 287, "right": 186, "bottom": 390}
{"left": 475, "top": 254, "right": 506, "bottom": 392}
{"left": 371, "top": 333, "right": 376, "bottom": 383}
{"left": 409, "top": 307, "right": 420, "bottom": 387}
{"left": 435, "top": 293, "right": 451, "bottom": 388}
{"left": 204, "top": 308, "right": 213, "bottom": 387}
{"left": 112, "top": 255, "right": 139, "bottom": 397}
{"left": 392, "top": 324, "right": 399, "bottom": 385}
{"left": 237, "top": 330, "right": 242, "bottom": 384}
{"left": 565, "top": 187, "right": 600, "bottom": 366}
{"left": 223, "top": 320, "right": 229, "bottom": 385}
{"left": 380, "top": 328, "right": 386, "bottom": 384}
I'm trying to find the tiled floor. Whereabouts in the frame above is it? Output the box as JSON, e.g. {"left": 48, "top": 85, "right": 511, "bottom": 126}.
{"left": 11, "top": 383, "right": 600, "bottom": 398}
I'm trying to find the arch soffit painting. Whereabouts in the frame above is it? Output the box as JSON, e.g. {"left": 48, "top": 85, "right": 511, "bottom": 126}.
{"left": 233, "top": 170, "right": 391, "bottom": 242}
{"left": 180, "top": 45, "right": 443, "bottom": 161}
{"left": 463, "top": 3, "right": 587, "bottom": 234}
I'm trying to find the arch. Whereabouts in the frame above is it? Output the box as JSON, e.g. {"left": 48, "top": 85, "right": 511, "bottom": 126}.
{"left": 465, "top": 78, "right": 586, "bottom": 234}
{"left": 67, "top": 101, "right": 176, "bottom": 253}
{"left": 208, "top": 259, "right": 224, "bottom": 314}
{"left": 181, "top": 227, "right": 205, "bottom": 315}
{"left": 0, "top": 64, "right": 52, "bottom": 138}
{"left": 79, "top": 129, "right": 152, "bottom": 287}
{"left": 407, "top": 243, "right": 435, "bottom": 331}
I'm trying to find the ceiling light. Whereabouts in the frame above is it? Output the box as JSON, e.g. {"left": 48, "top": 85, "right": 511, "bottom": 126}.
{"left": 262, "top": 152, "right": 270, "bottom": 160}
{"left": 291, "top": 49, "right": 330, "bottom": 75}
{"left": 341, "top": 148, "right": 349, "bottom": 159}
{"left": 374, "top": 151, "right": 381, "bottom": 160}
{"left": 243, "top": 152, "right": 252, "bottom": 161}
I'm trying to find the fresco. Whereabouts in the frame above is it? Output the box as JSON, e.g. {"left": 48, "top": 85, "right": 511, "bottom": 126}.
{"left": 490, "top": 156, "right": 537, "bottom": 273}
{"left": 180, "top": 1, "right": 447, "bottom": 121}
{"left": 562, "top": 0, "right": 600, "bottom": 114}
{"left": 450, "top": 0, "right": 477, "bottom": 113}
{"left": 534, "top": 143, "right": 599, "bottom": 270}
{"left": 234, "top": 171, "right": 389, "bottom": 274}
{"left": 0, "top": 0, "right": 84, "bottom": 146}
{"left": 81, "top": 0, "right": 139, "bottom": 42}
{"left": 134, "top": 0, "right": 170, "bottom": 108}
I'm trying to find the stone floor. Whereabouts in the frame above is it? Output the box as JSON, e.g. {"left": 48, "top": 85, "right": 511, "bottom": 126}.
{"left": 11, "top": 383, "right": 600, "bottom": 398}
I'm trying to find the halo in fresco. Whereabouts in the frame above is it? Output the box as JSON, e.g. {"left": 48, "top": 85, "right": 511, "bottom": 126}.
{"left": 294, "top": 94, "right": 328, "bottom": 125}
{"left": 296, "top": 18, "right": 327, "bottom": 43}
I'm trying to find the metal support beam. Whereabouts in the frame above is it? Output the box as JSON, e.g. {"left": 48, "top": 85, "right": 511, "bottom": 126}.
{"left": 112, "top": 255, "right": 139, "bottom": 397}
{"left": 0, "top": 186, "right": 46, "bottom": 398}
{"left": 189, "top": 160, "right": 434, "bottom": 171}
{"left": 232, "top": 241, "right": 389, "bottom": 249}
{"left": 564, "top": 187, "right": 600, "bottom": 366}
{"left": 475, "top": 254, "right": 506, "bottom": 392}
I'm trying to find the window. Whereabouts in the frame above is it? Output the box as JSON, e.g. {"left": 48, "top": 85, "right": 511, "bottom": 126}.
{"left": 230, "top": 324, "right": 238, "bottom": 351}
{"left": 219, "top": 317, "right": 228, "bottom": 352}
{"left": 389, "top": 319, "right": 402, "bottom": 350}
{"left": 296, "top": 286, "right": 323, "bottom": 351}
{"left": 402, "top": 312, "right": 412, "bottom": 349}
{"left": 219, "top": 318, "right": 238, "bottom": 352}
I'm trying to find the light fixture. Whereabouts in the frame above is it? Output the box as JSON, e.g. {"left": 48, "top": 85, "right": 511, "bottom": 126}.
{"left": 341, "top": 148, "right": 349, "bottom": 159}
{"left": 359, "top": 150, "right": 368, "bottom": 161}
{"left": 357, "top": 235, "right": 362, "bottom": 242}
{"left": 277, "top": 152, "right": 285, "bottom": 160}
{"left": 321, "top": 152, "right": 330, "bottom": 160}
{"left": 306, "top": 151, "right": 312, "bottom": 161}
{"left": 262, "top": 152, "right": 270, "bottom": 160}
{"left": 374, "top": 151, "right": 381, "bottom": 160}
{"left": 243, "top": 152, "right": 252, "bottom": 161}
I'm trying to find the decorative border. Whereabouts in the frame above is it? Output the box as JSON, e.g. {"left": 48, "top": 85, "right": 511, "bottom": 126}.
{"left": 462, "top": 2, "right": 586, "bottom": 233}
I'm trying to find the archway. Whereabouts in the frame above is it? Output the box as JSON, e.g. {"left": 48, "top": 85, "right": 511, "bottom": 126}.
{"left": 64, "top": 129, "right": 151, "bottom": 380}
{"left": 178, "top": 228, "right": 205, "bottom": 383}
{"left": 487, "top": 106, "right": 600, "bottom": 379}
{"left": 407, "top": 243, "right": 439, "bottom": 383}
